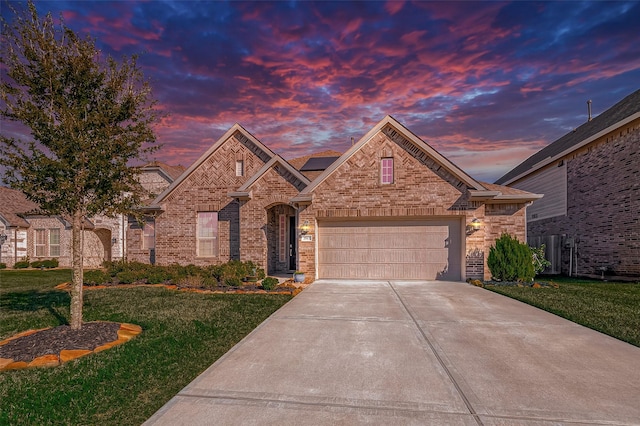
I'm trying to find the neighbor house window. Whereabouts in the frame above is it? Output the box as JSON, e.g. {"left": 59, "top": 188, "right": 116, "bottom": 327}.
{"left": 35, "top": 228, "right": 60, "bottom": 257}
{"left": 49, "top": 228, "right": 60, "bottom": 257}
{"left": 143, "top": 221, "right": 155, "bottom": 250}
{"left": 235, "top": 160, "right": 244, "bottom": 177}
{"left": 35, "top": 229, "right": 47, "bottom": 257}
{"left": 381, "top": 157, "right": 394, "bottom": 184}
{"left": 197, "top": 212, "right": 218, "bottom": 257}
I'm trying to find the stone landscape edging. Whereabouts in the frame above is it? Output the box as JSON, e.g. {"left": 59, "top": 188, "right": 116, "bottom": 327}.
{"left": 0, "top": 322, "right": 142, "bottom": 371}
{"left": 54, "top": 282, "right": 305, "bottom": 295}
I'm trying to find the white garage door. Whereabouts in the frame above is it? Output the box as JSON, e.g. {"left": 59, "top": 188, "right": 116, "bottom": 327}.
{"left": 318, "top": 219, "right": 462, "bottom": 280}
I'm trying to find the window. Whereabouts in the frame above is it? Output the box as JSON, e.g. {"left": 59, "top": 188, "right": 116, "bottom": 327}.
{"left": 197, "top": 212, "right": 218, "bottom": 257}
{"left": 279, "top": 215, "right": 286, "bottom": 262}
{"left": 35, "top": 228, "right": 60, "bottom": 257}
{"left": 49, "top": 229, "right": 60, "bottom": 257}
{"left": 381, "top": 157, "right": 394, "bottom": 184}
{"left": 143, "top": 221, "right": 155, "bottom": 250}
{"left": 235, "top": 160, "right": 244, "bottom": 177}
{"left": 35, "top": 229, "right": 47, "bottom": 257}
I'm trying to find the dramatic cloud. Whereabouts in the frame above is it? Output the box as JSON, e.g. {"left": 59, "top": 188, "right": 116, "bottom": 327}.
{"left": 2, "top": 0, "right": 639, "bottom": 182}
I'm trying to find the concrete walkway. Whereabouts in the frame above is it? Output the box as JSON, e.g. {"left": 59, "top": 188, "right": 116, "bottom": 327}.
{"left": 145, "top": 280, "right": 640, "bottom": 425}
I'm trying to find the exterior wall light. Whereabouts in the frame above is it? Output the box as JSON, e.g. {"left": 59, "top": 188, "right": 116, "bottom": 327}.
{"left": 300, "top": 220, "right": 311, "bottom": 235}
{"left": 466, "top": 218, "right": 482, "bottom": 235}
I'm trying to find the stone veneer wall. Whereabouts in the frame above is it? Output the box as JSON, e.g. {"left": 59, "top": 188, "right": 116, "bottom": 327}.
{"left": 526, "top": 119, "right": 640, "bottom": 278}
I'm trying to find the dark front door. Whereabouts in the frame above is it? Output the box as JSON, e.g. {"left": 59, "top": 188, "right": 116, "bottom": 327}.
{"left": 289, "top": 216, "right": 296, "bottom": 271}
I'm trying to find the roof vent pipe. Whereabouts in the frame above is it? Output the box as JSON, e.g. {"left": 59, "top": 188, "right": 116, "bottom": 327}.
{"left": 351, "top": 136, "right": 355, "bottom": 146}
{"left": 587, "top": 99, "right": 592, "bottom": 122}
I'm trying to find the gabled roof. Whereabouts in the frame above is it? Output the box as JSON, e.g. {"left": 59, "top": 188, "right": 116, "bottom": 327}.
{"left": 228, "top": 156, "right": 310, "bottom": 200}
{"left": 288, "top": 150, "right": 343, "bottom": 171}
{"left": 153, "top": 123, "right": 276, "bottom": 205}
{"left": 298, "top": 115, "right": 486, "bottom": 196}
{"left": 496, "top": 89, "right": 640, "bottom": 185}
{"left": 140, "top": 161, "right": 186, "bottom": 182}
{"left": 0, "top": 186, "right": 39, "bottom": 228}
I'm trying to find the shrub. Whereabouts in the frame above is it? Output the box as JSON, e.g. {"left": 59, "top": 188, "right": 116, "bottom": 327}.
{"left": 115, "top": 270, "right": 141, "bottom": 284}
{"left": 224, "top": 276, "right": 242, "bottom": 287}
{"left": 530, "top": 244, "right": 551, "bottom": 276}
{"left": 0, "top": 262, "right": 6, "bottom": 269}
{"left": 487, "top": 233, "right": 535, "bottom": 282}
{"left": 177, "top": 274, "right": 204, "bottom": 288}
{"left": 43, "top": 258, "right": 59, "bottom": 268}
{"left": 147, "top": 267, "right": 171, "bottom": 284}
{"left": 14, "top": 258, "right": 30, "bottom": 269}
{"left": 84, "top": 270, "right": 110, "bottom": 286}
{"left": 30, "top": 260, "right": 44, "bottom": 268}
{"left": 261, "top": 277, "right": 279, "bottom": 290}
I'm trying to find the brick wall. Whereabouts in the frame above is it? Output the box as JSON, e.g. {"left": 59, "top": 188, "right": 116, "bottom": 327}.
{"left": 153, "top": 133, "right": 270, "bottom": 266}
{"left": 298, "top": 128, "right": 528, "bottom": 280}
{"left": 527, "top": 119, "right": 640, "bottom": 278}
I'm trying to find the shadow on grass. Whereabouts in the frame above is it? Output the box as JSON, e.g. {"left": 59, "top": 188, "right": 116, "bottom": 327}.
{"left": 0, "top": 290, "right": 70, "bottom": 325}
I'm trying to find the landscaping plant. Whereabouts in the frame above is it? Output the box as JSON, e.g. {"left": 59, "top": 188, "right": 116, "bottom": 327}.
{"left": 487, "top": 233, "right": 535, "bottom": 282}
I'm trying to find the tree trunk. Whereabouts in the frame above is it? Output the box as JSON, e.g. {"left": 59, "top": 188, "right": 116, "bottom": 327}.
{"left": 70, "top": 211, "right": 84, "bottom": 330}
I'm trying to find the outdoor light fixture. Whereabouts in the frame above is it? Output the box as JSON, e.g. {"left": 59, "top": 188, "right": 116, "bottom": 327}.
{"left": 466, "top": 218, "right": 482, "bottom": 235}
{"left": 0, "top": 232, "right": 7, "bottom": 246}
{"left": 111, "top": 237, "right": 118, "bottom": 245}
{"left": 300, "top": 220, "right": 311, "bottom": 235}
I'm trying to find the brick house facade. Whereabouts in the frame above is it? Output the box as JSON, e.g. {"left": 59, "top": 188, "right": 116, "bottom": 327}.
{"left": 496, "top": 89, "right": 640, "bottom": 279}
{"left": 0, "top": 162, "right": 183, "bottom": 268}
{"left": 150, "top": 116, "right": 541, "bottom": 281}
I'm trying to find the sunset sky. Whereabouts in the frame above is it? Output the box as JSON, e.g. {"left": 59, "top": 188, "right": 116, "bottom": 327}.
{"left": 3, "top": 1, "right": 639, "bottom": 183}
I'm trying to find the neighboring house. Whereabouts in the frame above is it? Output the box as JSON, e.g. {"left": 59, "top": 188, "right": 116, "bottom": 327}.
{"left": 0, "top": 161, "right": 184, "bottom": 268}
{"left": 145, "top": 116, "right": 541, "bottom": 281}
{"left": 495, "top": 89, "right": 640, "bottom": 279}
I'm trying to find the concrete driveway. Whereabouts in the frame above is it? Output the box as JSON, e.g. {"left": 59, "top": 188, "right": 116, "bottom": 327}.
{"left": 145, "top": 280, "right": 640, "bottom": 425}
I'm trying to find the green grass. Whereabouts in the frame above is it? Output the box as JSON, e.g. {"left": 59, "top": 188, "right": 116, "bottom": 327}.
{"left": 486, "top": 276, "right": 640, "bottom": 347}
{"left": 0, "top": 269, "right": 292, "bottom": 425}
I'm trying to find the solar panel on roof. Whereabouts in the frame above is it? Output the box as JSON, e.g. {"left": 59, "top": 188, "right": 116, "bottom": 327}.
{"left": 300, "top": 156, "right": 340, "bottom": 171}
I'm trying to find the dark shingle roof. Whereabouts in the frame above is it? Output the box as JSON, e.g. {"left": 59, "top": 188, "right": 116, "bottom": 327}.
{"left": 495, "top": 89, "right": 640, "bottom": 185}
{"left": 300, "top": 156, "right": 341, "bottom": 171}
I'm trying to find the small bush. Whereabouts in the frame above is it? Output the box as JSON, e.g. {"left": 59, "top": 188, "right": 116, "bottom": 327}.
{"left": 14, "top": 259, "right": 30, "bottom": 269}
{"left": 487, "top": 233, "right": 535, "bottom": 282}
{"left": 115, "top": 270, "right": 141, "bottom": 284}
{"left": 261, "top": 277, "right": 279, "bottom": 290}
{"left": 43, "top": 258, "right": 59, "bottom": 268}
{"left": 147, "top": 267, "right": 171, "bottom": 284}
{"left": 0, "top": 262, "right": 6, "bottom": 269}
{"left": 224, "top": 276, "right": 242, "bottom": 287}
{"left": 178, "top": 275, "right": 203, "bottom": 288}
{"left": 30, "top": 260, "right": 44, "bottom": 268}
{"left": 530, "top": 244, "right": 551, "bottom": 276}
{"left": 84, "top": 270, "right": 110, "bottom": 286}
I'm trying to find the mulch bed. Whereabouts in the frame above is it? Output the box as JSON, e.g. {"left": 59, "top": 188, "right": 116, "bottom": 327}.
{"left": 0, "top": 322, "right": 120, "bottom": 363}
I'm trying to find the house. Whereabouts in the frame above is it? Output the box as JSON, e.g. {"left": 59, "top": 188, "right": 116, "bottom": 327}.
{"left": 144, "top": 116, "right": 541, "bottom": 281}
{"left": 495, "top": 89, "right": 640, "bottom": 279}
{"left": 0, "top": 162, "right": 184, "bottom": 268}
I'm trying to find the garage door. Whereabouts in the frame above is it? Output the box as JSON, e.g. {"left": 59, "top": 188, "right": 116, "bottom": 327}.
{"left": 318, "top": 219, "right": 462, "bottom": 280}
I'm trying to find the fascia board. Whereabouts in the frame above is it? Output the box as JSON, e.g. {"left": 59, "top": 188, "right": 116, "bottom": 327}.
{"left": 502, "top": 112, "right": 640, "bottom": 186}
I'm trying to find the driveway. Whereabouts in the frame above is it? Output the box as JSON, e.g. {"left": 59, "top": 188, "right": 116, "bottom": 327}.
{"left": 145, "top": 280, "right": 640, "bottom": 425}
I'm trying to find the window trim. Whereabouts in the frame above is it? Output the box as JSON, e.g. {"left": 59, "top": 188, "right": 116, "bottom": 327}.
{"left": 196, "top": 211, "right": 219, "bottom": 257}
{"left": 142, "top": 221, "right": 155, "bottom": 250}
{"left": 381, "top": 157, "right": 394, "bottom": 184}
{"left": 35, "top": 229, "right": 47, "bottom": 257}
{"left": 49, "top": 228, "right": 60, "bottom": 257}
{"left": 235, "top": 160, "right": 244, "bottom": 177}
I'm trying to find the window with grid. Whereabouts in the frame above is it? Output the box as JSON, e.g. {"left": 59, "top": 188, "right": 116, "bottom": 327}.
{"left": 143, "top": 221, "right": 155, "bottom": 250}
{"left": 381, "top": 157, "right": 394, "bottom": 184}
{"left": 197, "top": 212, "right": 218, "bottom": 257}
{"left": 49, "top": 228, "right": 60, "bottom": 257}
{"left": 235, "top": 160, "right": 244, "bottom": 177}
{"left": 35, "top": 229, "right": 47, "bottom": 257}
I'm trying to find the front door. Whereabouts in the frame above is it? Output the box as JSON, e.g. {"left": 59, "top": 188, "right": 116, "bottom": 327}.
{"left": 289, "top": 216, "right": 297, "bottom": 271}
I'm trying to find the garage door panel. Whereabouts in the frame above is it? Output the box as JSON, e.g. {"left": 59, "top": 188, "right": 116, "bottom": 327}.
{"left": 318, "top": 220, "right": 461, "bottom": 280}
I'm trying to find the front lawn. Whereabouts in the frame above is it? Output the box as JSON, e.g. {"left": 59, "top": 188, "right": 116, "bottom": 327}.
{"left": 0, "top": 269, "right": 292, "bottom": 425}
{"left": 486, "top": 276, "right": 640, "bottom": 347}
